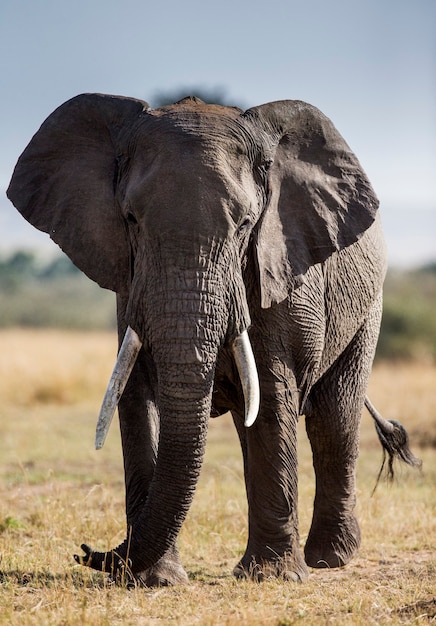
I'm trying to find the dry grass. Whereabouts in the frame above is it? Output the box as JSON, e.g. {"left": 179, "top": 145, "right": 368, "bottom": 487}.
{"left": 0, "top": 329, "right": 435, "bottom": 625}
{"left": 0, "top": 329, "right": 116, "bottom": 406}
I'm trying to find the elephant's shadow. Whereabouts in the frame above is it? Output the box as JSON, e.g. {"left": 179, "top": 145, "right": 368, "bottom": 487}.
{"left": 0, "top": 568, "right": 108, "bottom": 590}
{"left": 0, "top": 567, "right": 232, "bottom": 589}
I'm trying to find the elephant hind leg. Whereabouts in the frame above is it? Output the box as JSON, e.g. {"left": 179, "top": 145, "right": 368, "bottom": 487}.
{"left": 304, "top": 303, "right": 382, "bottom": 569}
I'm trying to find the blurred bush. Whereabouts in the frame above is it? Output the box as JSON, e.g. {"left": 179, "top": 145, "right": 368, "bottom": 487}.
{"left": 151, "top": 86, "right": 235, "bottom": 108}
{"left": 376, "top": 263, "right": 436, "bottom": 362}
{"left": 0, "top": 251, "right": 115, "bottom": 329}
{"left": 1, "top": 251, "right": 435, "bottom": 362}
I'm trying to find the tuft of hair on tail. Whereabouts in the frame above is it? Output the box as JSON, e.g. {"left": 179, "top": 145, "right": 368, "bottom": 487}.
{"left": 365, "top": 397, "right": 422, "bottom": 493}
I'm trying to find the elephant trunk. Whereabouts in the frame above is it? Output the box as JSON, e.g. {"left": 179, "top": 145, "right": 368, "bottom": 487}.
{"left": 79, "top": 368, "right": 213, "bottom": 576}
{"left": 78, "top": 241, "right": 259, "bottom": 577}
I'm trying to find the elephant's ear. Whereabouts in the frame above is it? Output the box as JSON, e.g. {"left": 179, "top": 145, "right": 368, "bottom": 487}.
{"left": 7, "top": 93, "right": 149, "bottom": 294}
{"left": 244, "top": 101, "right": 379, "bottom": 308}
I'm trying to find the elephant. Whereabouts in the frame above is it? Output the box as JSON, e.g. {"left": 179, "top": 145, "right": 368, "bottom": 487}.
{"left": 7, "top": 93, "right": 420, "bottom": 586}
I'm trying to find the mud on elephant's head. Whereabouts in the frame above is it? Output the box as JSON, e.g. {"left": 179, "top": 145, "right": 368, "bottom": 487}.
{"left": 7, "top": 94, "right": 379, "bottom": 581}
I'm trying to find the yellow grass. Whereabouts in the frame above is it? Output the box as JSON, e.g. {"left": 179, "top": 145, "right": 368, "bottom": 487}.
{"left": 0, "top": 329, "right": 435, "bottom": 625}
{"left": 0, "top": 329, "right": 117, "bottom": 406}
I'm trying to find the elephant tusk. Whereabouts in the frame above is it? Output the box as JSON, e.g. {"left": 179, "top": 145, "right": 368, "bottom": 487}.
{"left": 231, "top": 331, "right": 260, "bottom": 427}
{"left": 95, "top": 326, "right": 143, "bottom": 450}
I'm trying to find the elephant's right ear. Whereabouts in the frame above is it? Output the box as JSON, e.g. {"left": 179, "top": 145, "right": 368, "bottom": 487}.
{"left": 7, "top": 93, "right": 149, "bottom": 294}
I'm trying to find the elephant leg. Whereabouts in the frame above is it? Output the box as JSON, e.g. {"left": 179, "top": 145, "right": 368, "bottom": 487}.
{"left": 231, "top": 359, "right": 309, "bottom": 582}
{"left": 304, "top": 300, "right": 382, "bottom": 568}
{"left": 116, "top": 302, "right": 188, "bottom": 587}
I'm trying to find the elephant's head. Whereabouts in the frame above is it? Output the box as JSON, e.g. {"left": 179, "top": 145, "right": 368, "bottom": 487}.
{"left": 7, "top": 94, "right": 378, "bottom": 576}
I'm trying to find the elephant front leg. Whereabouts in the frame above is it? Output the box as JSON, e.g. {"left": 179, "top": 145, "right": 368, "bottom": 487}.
{"left": 232, "top": 364, "right": 309, "bottom": 582}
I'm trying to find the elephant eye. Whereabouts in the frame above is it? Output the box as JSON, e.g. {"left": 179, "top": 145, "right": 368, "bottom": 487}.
{"left": 238, "top": 217, "right": 251, "bottom": 233}
{"left": 126, "top": 211, "right": 138, "bottom": 225}
{"left": 255, "top": 158, "right": 273, "bottom": 178}
{"left": 260, "top": 159, "right": 273, "bottom": 172}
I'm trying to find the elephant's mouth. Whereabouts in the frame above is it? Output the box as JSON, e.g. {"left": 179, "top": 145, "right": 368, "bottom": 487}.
{"left": 94, "top": 325, "right": 260, "bottom": 449}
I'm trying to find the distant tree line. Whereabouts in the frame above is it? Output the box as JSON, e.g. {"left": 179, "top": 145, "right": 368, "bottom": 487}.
{"left": 151, "top": 86, "right": 244, "bottom": 109}
{"left": 0, "top": 251, "right": 115, "bottom": 329}
{"left": 1, "top": 251, "right": 435, "bottom": 362}
{"left": 378, "top": 263, "right": 436, "bottom": 362}
{"left": 0, "top": 250, "right": 80, "bottom": 291}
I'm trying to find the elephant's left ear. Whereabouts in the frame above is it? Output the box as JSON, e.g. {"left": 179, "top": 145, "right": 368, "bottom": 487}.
{"left": 244, "top": 101, "right": 379, "bottom": 308}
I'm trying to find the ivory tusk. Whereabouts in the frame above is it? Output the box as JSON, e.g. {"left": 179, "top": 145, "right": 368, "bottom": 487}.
{"left": 95, "top": 326, "right": 143, "bottom": 450}
{"left": 231, "top": 330, "right": 260, "bottom": 427}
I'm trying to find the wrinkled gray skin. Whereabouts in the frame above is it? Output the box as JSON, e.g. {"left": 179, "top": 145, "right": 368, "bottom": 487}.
{"left": 8, "top": 94, "right": 387, "bottom": 585}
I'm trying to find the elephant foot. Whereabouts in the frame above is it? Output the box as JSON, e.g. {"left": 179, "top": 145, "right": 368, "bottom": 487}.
{"left": 74, "top": 543, "right": 188, "bottom": 588}
{"left": 134, "top": 552, "right": 189, "bottom": 588}
{"left": 233, "top": 550, "right": 309, "bottom": 583}
{"left": 304, "top": 514, "right": 361, "bottom": 568}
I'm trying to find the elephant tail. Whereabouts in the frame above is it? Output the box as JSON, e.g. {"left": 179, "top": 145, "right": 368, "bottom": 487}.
{"left": 365, "top": 396, "right": 422, "bottom": 489}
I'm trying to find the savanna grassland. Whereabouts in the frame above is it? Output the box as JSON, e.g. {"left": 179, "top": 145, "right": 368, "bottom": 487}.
{"left": 0, "top": 329, "right": 435, "bottom": 625}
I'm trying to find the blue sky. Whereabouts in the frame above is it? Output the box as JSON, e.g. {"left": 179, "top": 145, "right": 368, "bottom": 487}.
{"left": 1, "top": 0, "right": 435, "bottom": 267}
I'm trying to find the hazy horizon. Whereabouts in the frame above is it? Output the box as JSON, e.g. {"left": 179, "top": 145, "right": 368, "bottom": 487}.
{"left": 1, "top": 0, "right": 435, "bottom": 269}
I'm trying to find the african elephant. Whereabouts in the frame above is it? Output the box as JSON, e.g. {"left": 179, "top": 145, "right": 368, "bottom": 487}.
{"left": 7, "top": 94, "right": 420, "bottom": 586}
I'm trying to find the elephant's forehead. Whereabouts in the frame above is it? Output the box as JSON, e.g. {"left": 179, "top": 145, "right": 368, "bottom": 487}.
{"left": 141, "top": 105, "right": 256, "bottom": 153}
{"left": 152, "top": 100, "right": 242, "bottom": 123}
